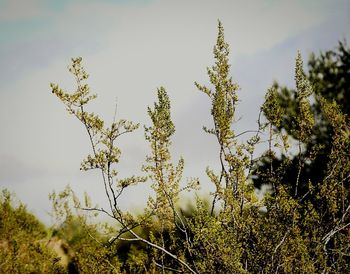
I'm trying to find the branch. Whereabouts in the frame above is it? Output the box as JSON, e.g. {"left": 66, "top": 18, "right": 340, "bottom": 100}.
{"left": 154, "top": 261, "right": 183, "bottom": 273}
{"left": 271, "top": 230, "right": 289, "bottom": 268}
{"left": 127, "top": 229, "right": 197, "bottom": 274}
{"left": 322, "top": 222, "right": 350, "bottom": 250}
{"left": 234, "top": 129, "right": 262, "bottom": 138}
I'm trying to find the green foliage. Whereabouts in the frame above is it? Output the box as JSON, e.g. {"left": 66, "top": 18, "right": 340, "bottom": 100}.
{"left": 254, "top": 41, "right": 350, "bottom": 194}
{"left": 1, "top": 21, "right": 343, "bottom": 274}
{"left": 143, "top": 86, "right": 181, "bottom": 227}
{"left": 255, "top": 43, "right": 350, "bottom": 272}
{"left": 51, "top": 58, "right": 197, "bottom": 273}
{"left": 49, "top": 186, "right": 122, "bottom": 273}
{"left": 195, "top": 20, "right": 238, "bottom": 144}
{"left": 143, "top": 86, "right": 185, "bottom": 269}
{"left": 0, "top": 189, "right": 64, "bottom": 273}
{"left": 294, "top": 52, "right": 315, "bottom": 143}
{"left": 195, "top": 20, "right": 260, "bottom": 219}
{"left": 47, "top": 21, "right": 350, "bottom": 273}
{"left": 51, "top": 58, "right": 144, "bottom": 195}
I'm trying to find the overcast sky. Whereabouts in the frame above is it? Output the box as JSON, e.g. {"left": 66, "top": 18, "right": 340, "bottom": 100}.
{"left": 1, "top": 0, "right": 349, "bottom": 224}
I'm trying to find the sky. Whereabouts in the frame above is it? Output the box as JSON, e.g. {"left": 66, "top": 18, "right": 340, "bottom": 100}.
{"left": 0, "top": 0, "right": 349, "bottom": 224}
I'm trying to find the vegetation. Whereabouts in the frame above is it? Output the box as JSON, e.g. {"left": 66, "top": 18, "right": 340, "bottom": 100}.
{"left": 253, "top": 40, "right": 350, "bottom": 196}
{"left": 0, "top": 190, "right": 64, "bottom": 273}
{"left": 1, "top": 22, "right": 349, "bottom": 273}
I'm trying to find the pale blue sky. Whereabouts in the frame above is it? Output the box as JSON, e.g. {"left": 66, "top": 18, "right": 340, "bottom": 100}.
{"left": 0, "top": 0, "right": 349, "bottom": 223}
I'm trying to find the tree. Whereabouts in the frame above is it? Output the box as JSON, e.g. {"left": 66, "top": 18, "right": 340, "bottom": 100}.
{"left": 193, "top": 20, "right": 260, "bottom": 273}
{"left": 51, "top": 58, "right": 198, "bottom": 273}
{"left": 253, "top": 41, "right": 350, "bottom": 197}
{"left": 50, "top": 22, "right": 350, "bottom": 273}
{"left": 255, "top": 46, "right": 350, "bottom": 272}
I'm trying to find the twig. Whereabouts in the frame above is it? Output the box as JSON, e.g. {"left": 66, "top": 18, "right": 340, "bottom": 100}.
{"left": 271, "top": 230, "right": 289, "bottom": 268}
{"left": 154, "top": 261, "right": 183, "bottom": 273}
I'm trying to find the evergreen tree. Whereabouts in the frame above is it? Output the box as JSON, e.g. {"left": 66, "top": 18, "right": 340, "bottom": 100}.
{"left": 253, "top": 41, "right": 350, "bottom": 198}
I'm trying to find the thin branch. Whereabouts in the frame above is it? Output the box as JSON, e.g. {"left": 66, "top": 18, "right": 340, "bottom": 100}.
{"left": 271, "top": 230, "right": 289, "bottom": 268}
{"left": 113, "top": 97, "right": 118, "bottom": 123}
{"left": 234, "top": 129, "right": 262, "bottom": 138}
{"left": 154, "top": 261, "right": 183, "bottom": 273}
{"left": 74, "top": 79, "right": 114, "bottom": 215}
{"left": 78, "top": 206, "right": 115, "bottom": 219}
{"left": 322, "top": 222, "right": 350, "bottom": 246}
{"left": 342, "top": 204, "right": 350, "bottom": 222}
{"left": 127, "top": 229, "right": 198, "bottom": 274}
{"left": 295, "top": 140, "right": 302, "bottom": 197}
{"left": 324, "top": 158, "right": 341, "bottom": 182}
